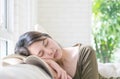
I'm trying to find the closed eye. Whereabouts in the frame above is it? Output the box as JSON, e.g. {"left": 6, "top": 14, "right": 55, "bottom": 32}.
{"left": 43, "top": 39, "right": 48, "bottom": 47}
{"left": 37, "top": 51, "right": 44, "bottom": 57}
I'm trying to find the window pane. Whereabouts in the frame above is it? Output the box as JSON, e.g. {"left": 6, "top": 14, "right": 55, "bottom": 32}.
{"left": 0, "top": 39, "right": 8, "bottom": 59}
{"left": 0, "top": 0, "right": 7, "bottom": 29}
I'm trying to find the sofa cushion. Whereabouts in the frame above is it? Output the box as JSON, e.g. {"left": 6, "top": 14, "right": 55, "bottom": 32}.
{"left": 0, "top": 64, "right": 52, "bottom": 79}
{"left": 98, "top": 63, "right": 120, "bottom": 78}
{"left": 2, "top": 54, "right": 26, "bottom": 66}
{"left": 2, "top": 55, "right": 55, "bottom": 79}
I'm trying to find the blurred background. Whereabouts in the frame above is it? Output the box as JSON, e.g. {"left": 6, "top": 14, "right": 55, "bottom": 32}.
{"left": 0, "top": 0, "right": 120, "bottom": 63}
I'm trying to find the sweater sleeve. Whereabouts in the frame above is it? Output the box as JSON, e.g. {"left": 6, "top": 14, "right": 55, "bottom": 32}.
{"left": 73, "top": 45, "right": 99, "bottom": 79}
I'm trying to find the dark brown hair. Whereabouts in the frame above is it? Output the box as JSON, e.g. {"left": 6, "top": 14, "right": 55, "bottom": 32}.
{"left": 14, "top": 31, "right": 51, "bottom": 56}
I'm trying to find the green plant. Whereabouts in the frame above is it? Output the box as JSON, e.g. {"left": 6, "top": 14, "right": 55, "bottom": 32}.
{"left": 92, "top": 0, "right": 120, "bottom": 63}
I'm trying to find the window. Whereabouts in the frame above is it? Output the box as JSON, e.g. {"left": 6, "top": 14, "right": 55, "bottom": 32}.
{"left": 0, "top": 39, "right": 8, "bottom": 58}
{"left": 92, "top": 0, "right": 120, "bottom": 63}
{"left": 0, "top": 0, "right": 14, "bottom": 59}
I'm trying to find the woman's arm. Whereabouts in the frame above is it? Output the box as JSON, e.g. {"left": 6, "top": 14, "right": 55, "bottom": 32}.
{"left": 43, "top": 59, "right": 72, "bottom": 79}
{"left": 73, "top": 45, "right": 99, "bottom": 79}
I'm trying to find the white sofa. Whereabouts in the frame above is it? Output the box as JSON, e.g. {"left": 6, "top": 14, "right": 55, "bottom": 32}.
{"left": 0, "top": 64, "right": 52, "bottom": 79}
{"left": 1, "top": 54, "right": 120, "bottom": 79}
{"left": 0, "top": 55, "right": 54, "bottom": 79}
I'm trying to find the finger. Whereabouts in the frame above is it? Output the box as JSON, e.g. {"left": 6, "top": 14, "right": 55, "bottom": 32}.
{"left": 61, "top": 70, "right": 67, "bottom": 79}
{"left": 42, "top": 59, "right": 60, "bottom": 78}
{"left": 67, "top": 75, "right": 72, "bottom": 79}
{"left": 57, "top": 71, "right": 60, "bottom": 78}
{"left": 63, "top": 71, "right": 67, "bottom": 79}
{"left": 57, "top": 70, "right": 62, "bottom": 79}
{"left": 64, "top": 71, "right": 68, "bottom": 79}
{"left": 61, "top": 71, "right": 64, "bottom": 79}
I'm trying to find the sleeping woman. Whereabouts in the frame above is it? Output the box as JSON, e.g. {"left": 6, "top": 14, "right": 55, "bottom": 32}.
{"left": 15, "top": 31, "right": 99, "bottom": 79}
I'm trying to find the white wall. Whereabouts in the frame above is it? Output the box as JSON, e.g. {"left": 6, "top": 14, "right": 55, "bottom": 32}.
{"left": 14, "top": 0, "right": 39, "bottom": 41}
{"left": 14, "top": 0, "right": 92, "bottom": 47}
{"left": 38, "top": 0, "right": 92, "bottom": 47}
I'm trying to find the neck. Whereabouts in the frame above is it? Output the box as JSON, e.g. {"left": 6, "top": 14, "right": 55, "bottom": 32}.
{"left": 57, "top": 46, "right": 79, "bottom": 65}
{"left": 60, "top": 46, "right": 79, "bottom": 77}
{"left": 56, "top": 49, "right": 67, "bottom": 65}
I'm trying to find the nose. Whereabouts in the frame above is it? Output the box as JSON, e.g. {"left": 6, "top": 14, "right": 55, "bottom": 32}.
{"left": 45, "top": 48, "right": 53, "bottom": 56}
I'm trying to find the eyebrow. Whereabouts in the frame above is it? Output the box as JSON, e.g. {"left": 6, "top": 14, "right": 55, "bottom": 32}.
{"left": 37, "top": 39, "right": 46, "bottom": 55}
{"left": 42, "top": 38, "right": 47, "bottom": 45}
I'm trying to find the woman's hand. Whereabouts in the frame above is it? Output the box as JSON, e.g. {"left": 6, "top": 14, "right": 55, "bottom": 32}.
{"left": 67, "top": 75, "right": 72, "bottom": 79}
{"left": 43, "top": 59, "right": 72, "bottom": 79}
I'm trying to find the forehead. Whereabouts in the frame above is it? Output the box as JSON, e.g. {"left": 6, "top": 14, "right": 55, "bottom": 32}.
{"left": 29, "top": 36, "right": 46, "bottom": 44}
{"left": 29, "top": 40, "right": 41, "bottom": 47}
{"left": 28, "top": 37, "right": 49, "bottom": 49}
{"left": 28, "top": 40, "right": 43, "bottom": 55}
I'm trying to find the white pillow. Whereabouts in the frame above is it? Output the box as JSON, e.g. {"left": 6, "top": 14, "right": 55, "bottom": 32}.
{"left": 98, "top": 63, "right": 118, "bottom": 78}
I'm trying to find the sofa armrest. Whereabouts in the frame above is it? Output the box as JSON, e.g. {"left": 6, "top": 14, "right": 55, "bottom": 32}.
{"left": 0, "top": 64, "right": 52, "bottom": 79}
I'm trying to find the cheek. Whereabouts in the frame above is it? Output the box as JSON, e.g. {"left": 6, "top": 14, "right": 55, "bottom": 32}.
{"left": 28, "top": 48, "right": 38, "bottom": 55}
{"left": 57, "top": 49, "right": 63, "bottom": 60}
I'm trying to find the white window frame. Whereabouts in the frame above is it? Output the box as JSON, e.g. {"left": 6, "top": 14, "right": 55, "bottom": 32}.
{"left": 0, "top": 0, "right": 14, "bottom": 59}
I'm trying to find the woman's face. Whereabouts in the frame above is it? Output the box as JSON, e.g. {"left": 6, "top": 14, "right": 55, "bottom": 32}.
{"left": 28, "top": 37, "right": 63, "bottom": 61}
